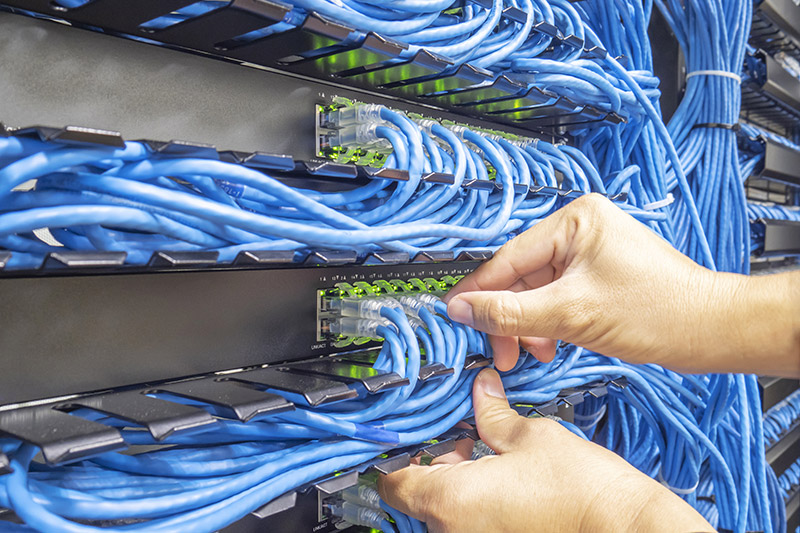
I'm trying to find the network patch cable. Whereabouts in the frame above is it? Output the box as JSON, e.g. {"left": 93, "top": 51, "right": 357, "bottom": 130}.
{"left": 0, "top": 107, "right": 648, "bottom": 271}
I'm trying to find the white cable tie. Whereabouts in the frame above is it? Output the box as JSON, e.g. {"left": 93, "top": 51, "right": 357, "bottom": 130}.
{"left": 642, "top": 193, "right": 674, "bottom": 211}
{"left": 685, "top": 70, "right": 741, "bottom": 83}
{"left": 657, "top": 470, "right": 699, "bottom": 495}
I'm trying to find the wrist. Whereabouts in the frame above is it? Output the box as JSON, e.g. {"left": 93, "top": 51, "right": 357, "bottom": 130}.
{"left": 680, "top": 270, "right": 800, "bottom": 377}
{"left": 581, "top": 473, "right": 713, "bottom": 532}
{"left": 738, "top": 272, "right": 800, "bottom": 377}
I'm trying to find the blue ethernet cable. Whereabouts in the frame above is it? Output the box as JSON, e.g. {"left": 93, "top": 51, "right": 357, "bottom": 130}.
{"left": 777, "top": 459, "right": 800, "bottom": 498}
{"left": 763, "top": 390, "right": 800, "bottom": 447}
{"left": 4, "top": 104, "right": 669, "bottom": 268}
{"left": 2, "top": 1, "right": 791, "bottom": 531}
{"left": 0, "top": 306, "right": 784, "bottom": 528}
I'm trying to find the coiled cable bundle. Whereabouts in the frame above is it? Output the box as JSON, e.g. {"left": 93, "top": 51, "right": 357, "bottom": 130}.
{"left": 763, "top": 389, "right": 800, "bottom": 448}
{"left": 0, "top": 106, "right": 662, "bottom": 270}
{"left": 0, "top": 295, "right": 787, "bottom": 532}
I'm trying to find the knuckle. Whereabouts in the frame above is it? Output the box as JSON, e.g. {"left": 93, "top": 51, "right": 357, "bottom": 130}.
{"left": 569, "top": 194, "right": 610, "bottom": 230}
{"left": 525, "top": 416, "right": 562, "bottom": 442}
{"left": 542, "top": 282, "right": 593, "bottom": 332}
{"left": 558, "top": 295, "right": 588, "bottom": 329}
{"left": 575, "top": 192, "right": 609, "bottom": 211}
{"left": 505, "top": 417, "right": 536, "bottom": 446}
{"left": 478, "top": 295, "right": 521, "bottom": 335}
{"left": 416, "top": 469, "right": 452, "bottom": 525}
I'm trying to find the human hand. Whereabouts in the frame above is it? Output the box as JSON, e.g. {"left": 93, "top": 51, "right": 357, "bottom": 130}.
{"left": 379, "top": 369, "right": 713, "bottom": 533}
{"left": 444, "top": 194, "right": 738, "bottom": 373}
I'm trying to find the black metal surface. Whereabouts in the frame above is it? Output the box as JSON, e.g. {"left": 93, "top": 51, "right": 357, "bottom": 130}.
{"left": 413, "top": 251, "right": 456, "bottom": 263}
{"left": 420, "top": 439, "right": 457, "bottom": 458}
{"left": 762, "top": 52, "right": 800, "bottom": 114}
{"left": 157, "top": 378, "right": 295, "bottom": 422}
{"left": 363, "top": 252, "right": 412, "bottom": 265}
{"left": 228, "top": 367, "right": 358, "bottom": 406}
{"left": 371, "top": 453, "right": 411, "bottom": 475}
{"left": 67, "top": 391, "right": 216, "bottom": 440}
{"left": 650, "top": 6, "right": 683, "bottom": 122}
{"left": 759, "top": 377, "right": 800, "bottom": 412}
{"left": 464, "top": 353, "right": 493, "bottom": 370}
{"left": 0, "top": 10, "right": 563, "bottom": 158}
{"left": 750, "top": 256, "right": 800, "bottom": 273}
{"left": 15, "top": 124, "right": 125, "bottom": 147}
{"left": 418, "top": 363, "right": 456, "bottom": 382}
{"left": 149, "top": 251, "right": 220, "bottom": 268}
{"left": 43, "top": 251, "right": 128, "bottom": 270}
{"left": 288, "top": 360, "right": 409, "bottom": 393}
{"left": 0, "top": 453, "right": 11, "bottom": 475}
{"left": 0, "top": 407, "right": 126, "bottom": 464}
{"left": 305, "top": 251, "right": 359, "bottom": 266}
{"left": 742, "top": 51, "right": 800, "bottom": 134}
{"left": 751, "top": 0, "right": 800, "bottom": 63}
{"left": 313, "top": 470, "right": 359, "bottom": 495}
{"left": 760, "top": 141, "right": 800, "bottom": 187}
{"left": 250, "top": 491, "right": 298, "bottom": 520}
{"left": 757, "top": 219, "right": 800, "bottom": 257}
{"left": 223, "top": 488, "right": 337, "bottom": 533}
{"left": 233, "top": 250, "right": 297, "bottom": 266}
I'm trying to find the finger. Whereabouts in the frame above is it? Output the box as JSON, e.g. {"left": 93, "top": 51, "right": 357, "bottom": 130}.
{"left": 443, "top": 206, "right": 572, "bottom": 302}
{"left": 520, "top": 336, "right": 558, "bottom": 363}
{"left": 487, "top": 334, "right": 522, "bottom": 372}
{"left": 447, "top": 283, "right": 569, "bottom": 340}
{"left": 472, "top": 368, "right": 532, "bottom": 454}
{"left": 378, "top": 464, "right": 450, "bottom": 519}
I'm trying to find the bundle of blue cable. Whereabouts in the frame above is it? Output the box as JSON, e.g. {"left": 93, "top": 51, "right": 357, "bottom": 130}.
{"left": 2, "top": 0, "right": 790, "bottom": 531}
{"left": 0, "top": 294, "right": 786, "bottom": 532}
{"left": 574, "top": 1, "right": 781, "bottom": 531}
{"left": 763, "top": 389, "right": 800, "bottom": 448}
{"left": 657, "top": 0, "right": 752, "bottom": 273}
{"left": 777, "top": 460, "right": 800, "bottom": 500}
{"left": 565, "top": 1, "right": 680, "bottom": 247}
{"left": 0, "top": 109, "right": 666, "bottom": 270}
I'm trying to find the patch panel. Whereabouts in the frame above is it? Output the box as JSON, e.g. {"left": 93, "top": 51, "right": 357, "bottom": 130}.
{"left": 0, "top": 260, "right": 482, "bottom": 407}
{"left": 316, "top": 97, "right": 548, "bottom": 167}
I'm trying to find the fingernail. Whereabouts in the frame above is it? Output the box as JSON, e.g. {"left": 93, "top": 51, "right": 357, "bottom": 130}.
{"left": 478, "top": 369, "right": 506, "bottom": 399}
{"left": 447, "top": 297, "right": 474, "bottom": 326}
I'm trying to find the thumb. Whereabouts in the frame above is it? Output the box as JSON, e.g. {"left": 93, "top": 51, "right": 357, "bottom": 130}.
{"left": 378, "top": 464, "right": 449, "bottom": 520}
{"left": 472, "top": 369, "right": 531, "bottom": 454}
{"left": 447, "top": 284, "right": 565, "bottom": 339}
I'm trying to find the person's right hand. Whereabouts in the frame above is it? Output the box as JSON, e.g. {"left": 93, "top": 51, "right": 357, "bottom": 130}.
{"left": 444, "top": 194, "right": 800, "bottom": 377}
{"left": 379, "top": 369, "right": 715, "bottom": 533}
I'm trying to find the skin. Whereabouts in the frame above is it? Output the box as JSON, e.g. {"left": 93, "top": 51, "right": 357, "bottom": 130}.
{"left": 380, "top": 194, "right": 800, "bottom": 532}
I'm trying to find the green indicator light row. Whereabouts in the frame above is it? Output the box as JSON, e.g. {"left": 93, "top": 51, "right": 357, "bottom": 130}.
{"left": 322, "top": 275, "right": 464, "bottom": 302}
